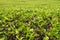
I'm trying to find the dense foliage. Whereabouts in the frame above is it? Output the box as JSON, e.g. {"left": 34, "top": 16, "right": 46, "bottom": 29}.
{"left": 0, "top": 8, "right": 60, "bottom": 40}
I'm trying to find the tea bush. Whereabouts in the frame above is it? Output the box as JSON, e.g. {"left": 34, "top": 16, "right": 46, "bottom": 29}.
{"left": 0, "top": 8, "right": 60, "bottom": 40}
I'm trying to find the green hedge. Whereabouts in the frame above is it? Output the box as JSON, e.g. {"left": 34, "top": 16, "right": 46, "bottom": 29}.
{"left": 0, "top": 8, "right": 60, "bottom": 40}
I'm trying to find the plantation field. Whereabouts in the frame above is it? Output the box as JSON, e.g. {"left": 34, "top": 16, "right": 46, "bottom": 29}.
{"left": 0, "top": 0, "right": 60, "bottom": 40}
{"left": 0, "top": 0, "right": 60, "bottom": 8}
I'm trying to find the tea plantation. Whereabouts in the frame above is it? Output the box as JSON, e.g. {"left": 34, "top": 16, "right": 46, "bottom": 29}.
{"left": 0, "top": 0, "right": 60, "bottom": 40}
